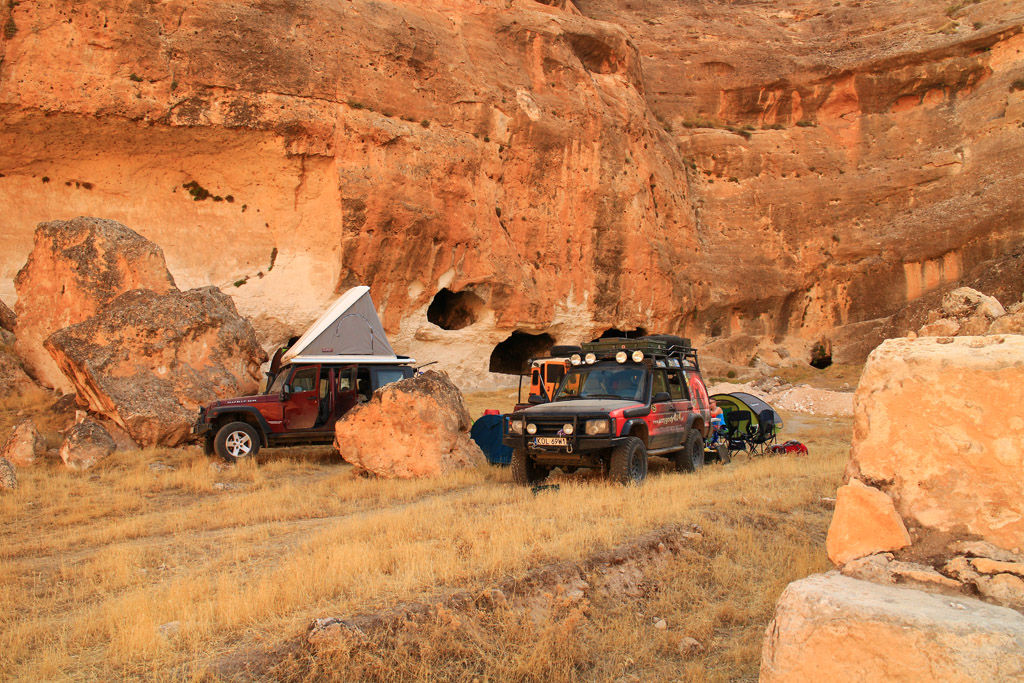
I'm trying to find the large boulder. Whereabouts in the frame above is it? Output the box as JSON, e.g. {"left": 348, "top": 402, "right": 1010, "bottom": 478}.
{"left": 60, "top": 418, "right": 116, "bottom": 470}
{"left": 760, "top": 572, "right": 1024, "bottom": 682}
{"left": 45, "top": 287, "right": 267, "bottom": 447}
{"left": 0, "top": 419, "right": 46, "bottom": 467}
{"left": 14, "top": 217, "right": 177, "bottom": 391}
{"left": 334, "top": 370, "right": 485, "bottom": 478}
{"left": 826, "top": 479, "right": 911, "bottom": 566}
{"left": 850, "top": 336, "right": 1024, "bottom": 553}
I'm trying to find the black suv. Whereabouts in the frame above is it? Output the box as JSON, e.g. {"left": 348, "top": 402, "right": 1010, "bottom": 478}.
{"left": 502, "top": 337, "right": 714, "bottom": 485}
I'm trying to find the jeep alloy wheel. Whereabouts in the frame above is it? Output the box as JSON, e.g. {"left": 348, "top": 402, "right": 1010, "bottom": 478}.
{"left": 214, "top": 421, "right": 261, "bottom": 461}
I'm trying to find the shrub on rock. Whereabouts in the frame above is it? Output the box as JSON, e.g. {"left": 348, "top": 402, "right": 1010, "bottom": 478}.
{"left": 0, "top": 419, "right": 46, "bottom": 467}
{"left": 334, "top": 370, "right": 485, "bottom": 478}
{"left": 60, "top": 418, "right": 116, "bottom": 470}
{"left": 14, "top": 217, "right": 177, "bottom": 392}
{"left": 45, "top": 287, "right": 267, "bottom": 448}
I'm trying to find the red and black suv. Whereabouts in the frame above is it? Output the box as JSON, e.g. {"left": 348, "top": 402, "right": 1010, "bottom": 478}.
{"left": 502, "top": 337, "right": 714, "bottom": 485}
{"left": 194, "top": 361, "right": 413, "bottom": 460}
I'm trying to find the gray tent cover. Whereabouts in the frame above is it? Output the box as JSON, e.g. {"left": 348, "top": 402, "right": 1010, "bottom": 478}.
{"left": 281, "top": 286, "right": 400, "bottom": 364}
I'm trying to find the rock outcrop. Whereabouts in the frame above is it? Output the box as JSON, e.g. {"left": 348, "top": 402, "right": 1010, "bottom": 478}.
{"left": 0, "top": 344, "right": 36, "bottom": 394}
{"left": 13, "top": 217, "right": 176, "bottom": 391}
{"left": 917, "top": 287, "right": 1018, "bottom": 337}
{"left": 850, "top": 335, "right": 1024, "bottom": 552}
{"left": 1, "top": 1, "right": 1022, "bottom": 384}
{"left": 45, "top": 287, "right": 266, "bottom": 447}
{"left": 60, "top": 418, "right": 116, "bottom": 470}
{"left": 334, "top": 370, "right": 485, "bottom": 478}
{"left": 0, "top": 419, "right": 46, "bottom": 467}
{"left": 761, "top": 573, "right": 1024, "bottom": 682}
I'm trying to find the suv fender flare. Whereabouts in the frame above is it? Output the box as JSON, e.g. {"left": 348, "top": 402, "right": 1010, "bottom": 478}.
{"left": 683, "top": 413, "right": 707, "bottom": 439}
{"left": 209, "top": 407, "right": 272, "bottom": 447}
{"left": 620, "top": 418, "right": 649, "bottom": 446}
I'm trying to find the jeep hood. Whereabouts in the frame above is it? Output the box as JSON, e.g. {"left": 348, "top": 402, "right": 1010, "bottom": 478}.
{"left": 519, "top": 399, "right": 643, "bottom": 415}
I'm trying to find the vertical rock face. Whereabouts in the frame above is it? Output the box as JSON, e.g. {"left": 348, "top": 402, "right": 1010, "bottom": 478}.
{"left": 760, "top": 572, "right": 1024, "bottom": 682}
{"left": 334, "top": 370, "right": 485, "bottom": 478}
{"left": 45, "top": 287, "right": 267, "bottom": 447}
{"left": 1, "top": 1, "right": 1021, "bottom": 379}
{"left": 0, "top": 298, "right": 14, "bottom": 332}
{"left": 851, "top": 335, "right": 1024, "bottom": 553}
{"left": 13, "top": 217, "right": 176, "bottom": 392}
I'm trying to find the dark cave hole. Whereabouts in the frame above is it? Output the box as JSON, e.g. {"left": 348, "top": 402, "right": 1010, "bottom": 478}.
{"left": 590, "top": 326, "right": 648, "bottom": 343}
{"left": 489, "top": 331, "right": 555, "bottom": 375}
{"left": 810, "top": 341, "right": 833, "bottom": 370}
{"left": 427, "top": 288, "right": 486, "bottom": 330}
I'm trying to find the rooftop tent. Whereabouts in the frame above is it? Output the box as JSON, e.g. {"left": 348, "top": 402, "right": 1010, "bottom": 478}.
{"left": 281, "top": 286, "right": 407, "bottom": 364}
{"left": 710, "top": 392, "right": 784, "bottom": 434}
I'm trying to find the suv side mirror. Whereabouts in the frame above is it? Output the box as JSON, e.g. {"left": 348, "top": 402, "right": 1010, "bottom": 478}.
{"left": 280, "top": 384, "right": 291, "bottom": 400}
{"left": 653, "top": 391, "right": 671, "bottom": 403}
{"left": 528, "top": 394, "right": 548, "bottom": 405}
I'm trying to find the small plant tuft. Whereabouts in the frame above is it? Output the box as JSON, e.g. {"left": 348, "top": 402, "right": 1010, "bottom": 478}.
{"left": 1010, "top": 79, "right": 1024, "bottom": 92}
{"left": 129, "top": 73, "right": 143, "bottom": 83}
{"left": 420, "top": 120, "right": 430, "bottom": 128}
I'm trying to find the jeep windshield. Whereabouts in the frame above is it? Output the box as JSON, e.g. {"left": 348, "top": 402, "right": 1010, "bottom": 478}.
{"left": 553, "top": 364, "right": 646, "bottom": 402}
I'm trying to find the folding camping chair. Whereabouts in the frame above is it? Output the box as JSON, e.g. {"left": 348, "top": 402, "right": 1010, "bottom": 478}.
{"left": 748, "top": 409, "right": 778, "bottom": 456}
{"left": 724, "top": 410, "right": 754, "bottom": 452}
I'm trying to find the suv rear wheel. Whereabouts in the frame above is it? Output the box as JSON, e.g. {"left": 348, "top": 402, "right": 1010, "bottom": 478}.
{"left": 610, "top": 436, "right": 648, "bottom": 485}
{"left": 675, "top": 429, "right": 705, "bottom": 472}
{"left": 215, "top": 421, "right": 261, "bottom": 461}
{"left": 511, "top": 449, "right": 548, "bottom": 485}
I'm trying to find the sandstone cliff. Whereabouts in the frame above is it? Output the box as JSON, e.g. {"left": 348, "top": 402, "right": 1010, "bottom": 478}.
{"left": 1, "top": 0, "right": 1022, "bottom": 383}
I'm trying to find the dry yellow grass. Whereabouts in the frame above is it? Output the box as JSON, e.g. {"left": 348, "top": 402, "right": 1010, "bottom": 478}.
{"left": 0, "top": 394, "right": 849, "bottom": 680}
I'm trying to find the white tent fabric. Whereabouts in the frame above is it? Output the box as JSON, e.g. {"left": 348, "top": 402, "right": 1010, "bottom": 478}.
{"left": 282, "top": 286, "right": 407, "bottom": 364}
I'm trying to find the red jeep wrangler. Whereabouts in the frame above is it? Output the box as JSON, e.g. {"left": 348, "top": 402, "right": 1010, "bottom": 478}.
{"left": 193, "top": 361, "right": 413, "bottom": 460}
{"left": 502, "top": 336, "right": 714, "bottom": 485}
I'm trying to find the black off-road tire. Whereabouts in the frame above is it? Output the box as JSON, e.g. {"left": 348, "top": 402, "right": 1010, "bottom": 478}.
{"left": 609, "top": 436, "right": 648, "bottom": 485}
{"left": 511, "top": 449, "right": 547, "bottom": 485}
{"left": 675, "top": 429, "right": 705, "bottom": 472}
{"left": 214, "top": 421, "right": 261, "bottom": 462}
{"left": 715, "top": 442, "right": 731, "bottom": 465}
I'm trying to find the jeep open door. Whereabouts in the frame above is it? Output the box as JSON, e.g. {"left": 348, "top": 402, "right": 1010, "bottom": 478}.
{"left": 283, "top": 364, "right": 321, "bottom": 430}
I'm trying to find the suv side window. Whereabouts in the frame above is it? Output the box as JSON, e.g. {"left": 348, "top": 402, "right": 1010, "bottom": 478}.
{"left": 335, "top": 366, "right": 354, "bottom": 392}
{"left": 667, "top": 370, "right": 689, "bottom": 400}
{"left": 374, "top": 367, "right": 408, "bottom": 389}
{"left": 291, "top": 367, "right": 318, "bottom": 393}
{"left": 651, "top": 370, "right": 670, "bottom": 401}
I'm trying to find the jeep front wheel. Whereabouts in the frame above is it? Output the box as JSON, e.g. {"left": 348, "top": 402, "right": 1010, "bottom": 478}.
{"left": 214, "top": 422, "right": 261, "bottom": 461}
{"left": 510, "top": 449, "right": 547, "bottom": 485}
{"left": 609, "top": 436, "right": 648, "bottom": 485}
{"left": 675, "top": 429, "right": 705, "bottom": 472}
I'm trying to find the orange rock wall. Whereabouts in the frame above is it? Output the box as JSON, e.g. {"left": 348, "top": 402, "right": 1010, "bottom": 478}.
{"left": 1, "top": 0, "right": 1023, "bottom": 376}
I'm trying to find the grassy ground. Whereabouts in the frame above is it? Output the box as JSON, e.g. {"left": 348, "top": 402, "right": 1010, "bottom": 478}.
{"left": 0, "top": 381, "right": 849, "bottom": 681}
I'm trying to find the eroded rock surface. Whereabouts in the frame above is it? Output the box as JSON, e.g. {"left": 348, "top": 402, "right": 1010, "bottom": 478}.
{"left": 0, "top": 419, "right": 46, "bottom": 467}
{"left": 334, "top": 370, "right": 485, "bottom": 478}
{"left": 45, "top": 287, "right": 266, "bottom": 447}
{"left": 0, "top": 344, "right": 36, "bottom": 394}
{"left": 0, "top": 297, "right": 15, "bottom": 332}
{"left": 851, "top": 335, "right": 1024, "bottom": 553}
{"left": 760, "top": 572, "right": 1024, "bottom": 682}
{"left": 13, "top": 217, "right": 176, "bottom": 391}
{"left": 60, "top": 418, "right": 116, "bottom": 470}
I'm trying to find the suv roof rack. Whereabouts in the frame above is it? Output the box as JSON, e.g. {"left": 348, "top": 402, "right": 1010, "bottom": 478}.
{"left": 580, "top": 337, "right": 700, "bottom": 370}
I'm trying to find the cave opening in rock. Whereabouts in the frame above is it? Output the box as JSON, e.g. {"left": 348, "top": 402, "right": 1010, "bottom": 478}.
{"left": 489, "top": 331, "right": 555, "bottom": 375}
{"left": 810, "top": 340, "right": 833, "bottom": 369}
{"left": 591, "top": 326, "right": 648, "bottom": 342}
{"left": 426, "top": 288, "right": 486, "bottom": 330}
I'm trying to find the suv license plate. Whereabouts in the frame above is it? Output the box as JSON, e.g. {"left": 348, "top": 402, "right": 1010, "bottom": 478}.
{"left": 534, "top": 437, "right": 568, "bottom": 447}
